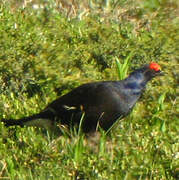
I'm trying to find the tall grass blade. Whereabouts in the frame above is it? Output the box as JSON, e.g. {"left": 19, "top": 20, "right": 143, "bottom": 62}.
{"left": 115, "top": 52, "right": 133, "bottom": 80}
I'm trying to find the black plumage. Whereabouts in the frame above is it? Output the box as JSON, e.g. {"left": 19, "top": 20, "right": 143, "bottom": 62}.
{"left": 1, "top": 63, "right": 163, "bottom": 133}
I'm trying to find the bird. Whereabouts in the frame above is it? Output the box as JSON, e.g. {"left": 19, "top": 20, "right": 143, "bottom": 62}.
{"left": 1, "top": 62, "right": 163, "bottom": 133}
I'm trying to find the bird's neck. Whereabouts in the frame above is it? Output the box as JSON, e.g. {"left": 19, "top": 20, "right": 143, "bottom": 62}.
{"left": 117, "top": 73, "right": 148, "bottom": 110}
{"left": 123, "top": 72, "right": 148, "bottom": 96}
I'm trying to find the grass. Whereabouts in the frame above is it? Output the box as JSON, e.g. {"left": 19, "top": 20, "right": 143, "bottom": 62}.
{"left": 0, "top": 0, "right": 178, "bottom": 179}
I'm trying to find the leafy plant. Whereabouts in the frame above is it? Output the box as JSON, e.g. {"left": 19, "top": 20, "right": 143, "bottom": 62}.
{"left": 115, "top": 51, "right": 133, "bottom": 80}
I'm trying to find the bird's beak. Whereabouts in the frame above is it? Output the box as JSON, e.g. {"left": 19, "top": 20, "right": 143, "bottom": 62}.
{"left": 157, "top": 70, "right": 165, "bottom": 76}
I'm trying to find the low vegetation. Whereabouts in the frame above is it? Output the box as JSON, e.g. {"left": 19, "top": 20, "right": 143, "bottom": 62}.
{"left": 0, "top": 0, "right": 178, "bottom": 179}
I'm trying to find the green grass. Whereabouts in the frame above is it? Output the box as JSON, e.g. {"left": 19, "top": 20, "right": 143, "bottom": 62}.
{"left": 0, "top": 0, "right": 178, "bottom": 179}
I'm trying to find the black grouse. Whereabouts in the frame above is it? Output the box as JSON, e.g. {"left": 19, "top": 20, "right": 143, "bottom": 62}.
{"left": 1, "top": 62, "right": 163, "bottom": 133}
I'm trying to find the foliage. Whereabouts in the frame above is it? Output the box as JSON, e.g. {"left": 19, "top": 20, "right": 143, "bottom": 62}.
{"left": 0, "top": 0, "right": 178, "bottom": 179}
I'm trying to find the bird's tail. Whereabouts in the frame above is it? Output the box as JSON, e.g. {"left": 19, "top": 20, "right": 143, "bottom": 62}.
{"left": 1, "top": 110, "right": 55, "bottom": 131}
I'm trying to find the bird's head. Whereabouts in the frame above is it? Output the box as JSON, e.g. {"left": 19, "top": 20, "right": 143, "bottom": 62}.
{"left": 143, "top": 62, "right": 164, "bottom": 80}
{"left": 127, "top": 62, "right": 164, "bottom": 83}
